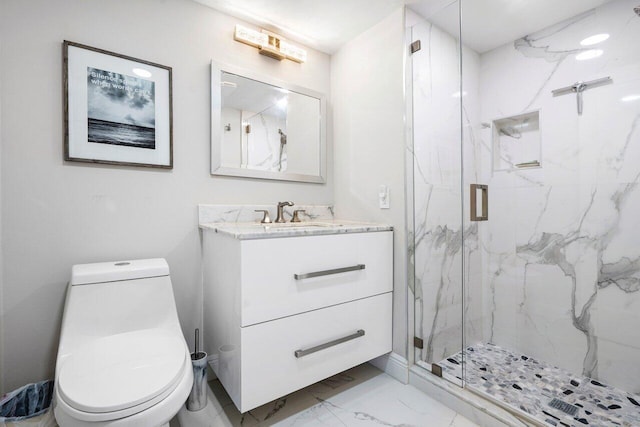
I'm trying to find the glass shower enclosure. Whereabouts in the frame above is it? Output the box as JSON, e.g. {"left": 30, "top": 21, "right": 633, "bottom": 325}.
{"left": 409, "top": 0, "right": 640, "bottom": 425}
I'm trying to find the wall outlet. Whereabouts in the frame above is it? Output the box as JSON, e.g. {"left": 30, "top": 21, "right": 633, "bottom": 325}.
{"left": 379, "top": 185, "right": 390, "bottom": 209}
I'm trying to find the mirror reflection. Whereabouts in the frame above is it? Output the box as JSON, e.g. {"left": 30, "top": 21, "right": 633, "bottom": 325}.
{"left": 212, "top": 64, "right": 325, "bottom": 183}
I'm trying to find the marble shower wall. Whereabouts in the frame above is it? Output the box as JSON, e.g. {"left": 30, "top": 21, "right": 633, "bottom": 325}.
{"left": 244, "top": 110, "right": 288, "bottom": 171}
{"left": 476, "top": 0, "right": 640, "bottom": 394}
{"left": 409, "top": 6, "right": 484, "bottom": 368}
{"left": 411, "top": 0, "right": 640, "bottom": 394}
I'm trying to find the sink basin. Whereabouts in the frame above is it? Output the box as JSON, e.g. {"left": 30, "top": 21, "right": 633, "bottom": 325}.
{"left": 259, "top": 222, "right": 338, "bottom": 228}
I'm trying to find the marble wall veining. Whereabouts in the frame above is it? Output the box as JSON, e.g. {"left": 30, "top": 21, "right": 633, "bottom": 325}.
{"left": 409, "top": 6, "right": 484, "bottom": 369}
{"left": 244, "top": 111, "right": 287, "bottom": 172}
{"left": 411, "top": 0, "right": 640, "bottom": 395}
{"left": 198, "top": 204, "right": 334, "bottom": 224}
{"left": 477, "top": 0, "right": 640, "bottom": 394}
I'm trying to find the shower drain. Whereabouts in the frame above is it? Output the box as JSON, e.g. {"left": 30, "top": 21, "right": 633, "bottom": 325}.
{"left": 549, "top": 398, "right": 579, "bottom": 416}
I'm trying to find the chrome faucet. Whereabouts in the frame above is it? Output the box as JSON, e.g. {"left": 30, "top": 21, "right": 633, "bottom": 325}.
{"left": 275, "top": 201, "right": 294, "bottom": 223}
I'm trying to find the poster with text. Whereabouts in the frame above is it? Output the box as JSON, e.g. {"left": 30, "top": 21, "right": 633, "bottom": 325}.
{"left": 64, "top": 41, "right": 172, "bottom": 168}
{"left": 87, "top": 67, "right": 156, "bottom": 149}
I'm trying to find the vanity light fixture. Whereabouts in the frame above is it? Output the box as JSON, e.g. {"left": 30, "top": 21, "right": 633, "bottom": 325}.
{"left": 234, "top": 24, "right": 268, "bottom": 49}
{"left": 259, "top": 29, "right": 286, "bottom": 61}
{"left": 280, "top": 40, "right": 307, "bottom": 63}
{"left": 233, "top": 24, "right": 307, "bottom": 63}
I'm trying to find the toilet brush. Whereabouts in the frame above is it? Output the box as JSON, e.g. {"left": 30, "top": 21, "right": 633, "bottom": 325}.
{"left": 187, "top": 328, "right": 207, "bottom": 411}
{"left": 194, "top": 329, "right": 199, "bottom": 359}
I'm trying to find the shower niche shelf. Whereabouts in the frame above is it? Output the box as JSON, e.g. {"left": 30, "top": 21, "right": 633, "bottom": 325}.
{"left": 492, "top": 110, "right": 541, "bottom": 172}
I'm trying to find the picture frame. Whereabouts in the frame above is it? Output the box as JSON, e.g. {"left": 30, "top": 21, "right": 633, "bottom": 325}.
{"left": 63, "top": 41, "right": 173, "bottom": 168}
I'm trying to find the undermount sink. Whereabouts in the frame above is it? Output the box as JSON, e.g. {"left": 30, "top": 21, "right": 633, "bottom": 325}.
{"left": 259, "top": 222, "right": 339, "bottom": 228}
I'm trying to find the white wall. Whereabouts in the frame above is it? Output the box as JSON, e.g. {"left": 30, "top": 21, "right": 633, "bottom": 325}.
{"left": 332, "top": 8, "right": 408, "bottom": 357}
{"left": 0, "top": 0, "right": 331, "bottom": 393}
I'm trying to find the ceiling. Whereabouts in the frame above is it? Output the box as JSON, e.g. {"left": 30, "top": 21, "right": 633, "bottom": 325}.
{"left": 194, "top": 0, "right": 616, "bottom": 54}
{"left": 415, "top": 0, "right": 615, "bottom": 53}
{"left": 193, "top": 0, "right": 404, "bottom": 53}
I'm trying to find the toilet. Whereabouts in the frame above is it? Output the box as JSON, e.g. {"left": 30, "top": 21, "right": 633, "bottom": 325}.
{"left": 53, "top": 259, "right": 193, "bottom": 427}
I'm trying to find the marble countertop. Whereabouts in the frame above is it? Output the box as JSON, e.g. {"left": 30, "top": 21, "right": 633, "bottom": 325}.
{"left": 199, "top": 220, "right": 393, "bottom": 240}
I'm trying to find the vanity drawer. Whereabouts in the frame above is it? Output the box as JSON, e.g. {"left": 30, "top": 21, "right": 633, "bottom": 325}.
{"left": 240, "top": 231, "right": 392, "bottom": 326}
{"left": 239, "top": 292, "right": 392, "bottom": 412}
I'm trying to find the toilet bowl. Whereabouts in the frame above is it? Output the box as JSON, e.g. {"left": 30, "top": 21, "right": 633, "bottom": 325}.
{"left": 53, "top": 259, "right": 193, "bottom": 427}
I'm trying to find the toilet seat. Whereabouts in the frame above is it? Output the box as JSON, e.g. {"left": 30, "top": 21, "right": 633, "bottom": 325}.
{"left": 58, "top": 329, "right": 186, "bottom": 420}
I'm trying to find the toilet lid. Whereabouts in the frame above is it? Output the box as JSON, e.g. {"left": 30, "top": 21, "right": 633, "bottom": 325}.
{"left": 58, "top": 329, "right": 186, "bottom": 413}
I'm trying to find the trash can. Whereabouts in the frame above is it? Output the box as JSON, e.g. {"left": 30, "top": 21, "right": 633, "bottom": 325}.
{"left": 0, "top": 380, "right": 56, "bottom": 427}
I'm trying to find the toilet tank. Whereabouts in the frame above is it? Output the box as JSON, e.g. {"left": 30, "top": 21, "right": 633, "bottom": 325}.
{"left": 70, "top": 258, "right": 169, "bottom": 285}
{"left": 60, "top": 258, "right": 181, "bottom": 343}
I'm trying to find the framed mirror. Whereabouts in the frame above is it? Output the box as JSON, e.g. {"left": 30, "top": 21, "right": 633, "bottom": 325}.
{"left": 211, "top": 61, "right": 326, "bottom": 183}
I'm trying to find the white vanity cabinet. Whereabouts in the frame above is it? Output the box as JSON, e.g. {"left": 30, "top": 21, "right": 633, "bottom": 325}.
{"left": 202, "top": 227, "right": 393, "bottom": 413}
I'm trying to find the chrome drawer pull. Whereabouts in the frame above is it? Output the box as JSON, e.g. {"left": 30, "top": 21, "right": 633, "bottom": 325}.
{"left": 294, "top": 264, "right": 365, "bottom": 280}
{"left": 294, "top": 329, "right": 365, "bottom": 358}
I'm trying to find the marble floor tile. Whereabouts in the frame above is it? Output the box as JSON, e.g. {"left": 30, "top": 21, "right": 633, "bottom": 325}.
{"left": 438, "top": 343, "right": 640, "bottom": 427}
{"left": 176, "top": 363, "right": 479, "bottom": 427}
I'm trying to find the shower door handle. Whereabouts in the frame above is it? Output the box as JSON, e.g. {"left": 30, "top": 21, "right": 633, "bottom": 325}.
{"left": 470, "top": 184, "right": 488, "bottom": 221}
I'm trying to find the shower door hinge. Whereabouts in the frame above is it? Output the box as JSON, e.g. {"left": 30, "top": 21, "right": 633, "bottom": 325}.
{"left": 413, "top": 336, "right": 424, "bottom": 349}
{"left": 431, "top": 363, "right": 443, "bottom": 377}
{"left": 410, "top": 40, "right": 421, "bottom": 54}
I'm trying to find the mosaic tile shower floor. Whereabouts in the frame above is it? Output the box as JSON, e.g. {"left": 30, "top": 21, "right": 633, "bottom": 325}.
{"left": 438, "top": 343, "right": 640, "bottom": 427}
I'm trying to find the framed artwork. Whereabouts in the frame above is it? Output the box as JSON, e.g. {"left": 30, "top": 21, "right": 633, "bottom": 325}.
{"left": 63, "top": 41, "right": 173, "bottom": 168}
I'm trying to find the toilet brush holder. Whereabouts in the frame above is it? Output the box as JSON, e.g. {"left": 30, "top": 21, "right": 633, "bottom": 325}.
{"left": 187, "top": 351, "right": 208, "bottom": 411}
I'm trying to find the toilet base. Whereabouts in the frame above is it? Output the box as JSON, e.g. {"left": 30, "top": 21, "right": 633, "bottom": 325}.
{"left": 53, "top": 357, "right": 192, "bottom": 427}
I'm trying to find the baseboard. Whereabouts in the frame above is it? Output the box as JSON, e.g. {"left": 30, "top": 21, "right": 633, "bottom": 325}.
{"left": 369, "top": 352, "right": 409, "bottom": 384}
{"left": 206, "top": 353, "right": 218, "bottom": 380}
{"left": 409, "top": 365, "right": 536, "bottom": 427}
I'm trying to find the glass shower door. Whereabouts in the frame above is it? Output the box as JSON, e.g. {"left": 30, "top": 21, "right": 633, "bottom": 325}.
{"left": 459, "top": 0, "right": 640, "bottom": 424}
{"left": 409, "top": 0, "right": 465, "bottom": 387}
